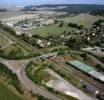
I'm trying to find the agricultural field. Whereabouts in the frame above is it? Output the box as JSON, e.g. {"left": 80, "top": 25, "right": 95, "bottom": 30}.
{"left": 0, "top": 11, "right": 38, "bottom": 22}
{"left": 0, "top": 34, "right": 10, "bottom": 49}
{"left": 0, "top": 44, "right": 29, "bottom": 59}
{"left": 0, "top": 11, "right": 24, "bottom": 20}
{"left": 0, "top": 82, "right": 22, "bottom": 100}
{"left": 26, "top": 22, "right": 76, "bottom": 37}
{"left": 60, "top": 14, "right": 104, "bottom": 28}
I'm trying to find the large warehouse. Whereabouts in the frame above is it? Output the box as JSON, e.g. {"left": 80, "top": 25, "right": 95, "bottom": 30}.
{"left": 67, "top": 60, "right": 104, "bottom": 82}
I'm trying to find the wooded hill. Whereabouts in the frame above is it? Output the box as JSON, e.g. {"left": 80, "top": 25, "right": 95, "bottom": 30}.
{"left": 23, "top": 4, "right": 104, "bottom": 14}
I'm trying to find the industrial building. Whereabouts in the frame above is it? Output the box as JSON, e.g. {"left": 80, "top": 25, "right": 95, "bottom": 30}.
{"left": 67, "top": 60, "right": 104, "bottom": 82}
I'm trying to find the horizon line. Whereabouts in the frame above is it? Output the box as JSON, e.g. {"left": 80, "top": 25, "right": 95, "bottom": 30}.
{"left": 0, "top": 3, "right": 104, "bottom": 8}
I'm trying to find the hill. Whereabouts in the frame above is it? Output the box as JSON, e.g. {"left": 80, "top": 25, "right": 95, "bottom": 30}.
{"left": 23, "top": 4, "right": 104, "bottom": 14}
{"left": 60, "top": 14, "right": 104, "bottom": 28}
{"left": 0, "top": 9, "right": 7, "bottom": 12}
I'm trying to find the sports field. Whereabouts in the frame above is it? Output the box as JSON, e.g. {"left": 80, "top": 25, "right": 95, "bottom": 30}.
{"left": 0, "top": 82, "right": 22, "bottom": 100}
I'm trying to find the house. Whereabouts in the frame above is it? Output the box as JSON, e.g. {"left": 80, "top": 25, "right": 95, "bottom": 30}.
{"left": 36, "top": 39, "right": 45, "bottom": 48}
{"left": 5, "top": 21, "right": 14, "bottom": 27}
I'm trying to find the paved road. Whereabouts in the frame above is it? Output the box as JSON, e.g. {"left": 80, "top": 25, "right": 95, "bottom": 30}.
{"left": 47, "top": 68, "right": 95, "bottom": 100}
{"left": 48, "top": 56, "right": 104, "bottom": 92}
{"left": 0, "top": 60, "right": 16, "bottom": 73}
{"left": 29, "top": 52, "right": 58, "bottom": 61}
{"left": 17, "top": 65, "right": 60, "bottom": 100}
{"left": 0, "top": 50, "right": 103, "bottom": 100}
{"left": 0, "top": 58, "right": 60, "bottom": 100}
{"left": 0, "top": 55, "right": 96, "bottom": 100}
{"left": 0, "top": 28, "right": 102, "bottom": 99}
{"left": 48, "top": 60, "right": 97, "bottom": 100}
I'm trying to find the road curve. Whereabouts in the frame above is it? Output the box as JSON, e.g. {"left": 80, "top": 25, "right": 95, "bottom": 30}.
{"left": 0, "top": 51, "right": 103, "bottom": 100}
{"left": 17, "top": 65, "right": 60, "bottom": 100}
{"left": 0, "top": 59, "right": 60, "bottom": 100}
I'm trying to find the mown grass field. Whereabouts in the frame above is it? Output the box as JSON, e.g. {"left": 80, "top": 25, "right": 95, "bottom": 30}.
{"left": 60, "top": 14, "right": 104, "bottom": 28}
{"left": 26, "top": 23, "right": 75, "bottom": 37}
{"left": 0, "top": 82, "right": 22, "bottom": 100}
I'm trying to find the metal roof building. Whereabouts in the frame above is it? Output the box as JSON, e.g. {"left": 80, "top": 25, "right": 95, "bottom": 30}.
{"left": 67, "top": 60, "right": 104, "bottom": 82}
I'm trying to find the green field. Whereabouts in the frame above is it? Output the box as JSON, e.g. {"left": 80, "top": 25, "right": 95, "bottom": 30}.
{"left": 26, "top": 14, "right": 104, "bottom": 37}
{"left": 26, "top": 23, "right": 75, "bottom": 37}
{"left": 60, "top": 14, "right": 104, "bottom": 28}
{"left": 32, "top": 68, "right": 53, "bottom": 84}
{"left": 0, "top": 82, "right": 22, "bottom": 100}
{"left": 0, "top": 34, "right": 9, "bottom": 48}
{"left": 0, "top": 44, "right": 29, "bottom": 59}
{"left": 26, "top": 61, "right": 53, "bottom": 85}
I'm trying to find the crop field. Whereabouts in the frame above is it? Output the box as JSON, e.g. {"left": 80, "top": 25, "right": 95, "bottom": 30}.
{"left": 0, "top": 82, "right": 22, "bottom": 100}
{"left": 60, "top": 14, "right": 104, "bottom": 28}
{"left": 26, "top": 23, "right": 76, "bottom": 37}
{"left": 0, "top": 11, "right": 38, "bottom": 22}
{"left": 0, "top": 11, "right": 24, "bottom": 20}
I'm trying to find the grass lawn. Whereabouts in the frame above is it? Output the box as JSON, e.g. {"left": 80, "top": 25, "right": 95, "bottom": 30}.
{"left": 34, "top": 68, "right": 53, "bottom": 83}
{"left": 60, "top": 14, "right": 104, "bottom": 28}
{"left": 26, "top": 23, "right": 75, "bottom": 37}
{"left": 26, "top": 62, "right": 53, "bottom": 84}
{"left": 0, "top": 82, "right": 22, "bottom": 100}
{"left": 0, "top": 44, "right": 29, "bottom": 59}
{"left": 42, "top": 45, "right": 69, "bottom": 53}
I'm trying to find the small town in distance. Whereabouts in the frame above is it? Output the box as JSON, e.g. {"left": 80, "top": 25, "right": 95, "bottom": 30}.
{"left": 0, "top": 0, "right": 104, "bottom": 100}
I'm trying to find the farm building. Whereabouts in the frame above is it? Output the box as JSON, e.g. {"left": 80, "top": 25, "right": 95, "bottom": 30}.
{"left": 67, "top": 60, "right": 104, "bottom": 82}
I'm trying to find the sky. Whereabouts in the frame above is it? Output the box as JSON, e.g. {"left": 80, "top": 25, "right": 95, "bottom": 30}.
{"left": 0, "top": 0, "right": 104, "bottom": 7}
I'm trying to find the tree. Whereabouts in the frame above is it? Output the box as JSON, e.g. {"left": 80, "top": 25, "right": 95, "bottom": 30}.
{"left": 58, "top": 21, "right": 64, "bottom": 27}
{"left": 67, "top": 36, "right": 83, "bottom": 49}
{"left": 93, "top": 19, "right": 104, "bottom": 26}
{"left": 78, "top": 25, "right": 84, "bottom": 29}
{"left": 80, "top": 53, "right": 88, "bottom": 61}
